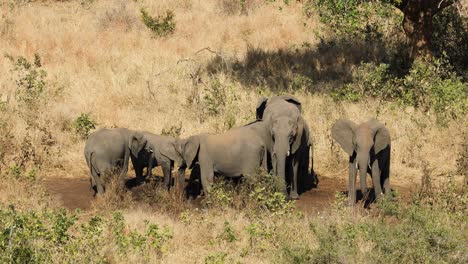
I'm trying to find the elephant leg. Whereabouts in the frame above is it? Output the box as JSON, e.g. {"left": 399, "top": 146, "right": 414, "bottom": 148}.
{"left": 177, "top": 166, "right": 186, "bottom": 190}
{"left": 371, "top": 160, "right": 383, "bottom": 198}
{"left": 290, "top": 158, "right": 299, "bottom": 199}
{"left": 199, "top": 164, "right": 214, "bottom": 196}
{"left": 348, "top": 160, "right": 357, "bottom": 206}
{"left": 136, "top": 165, "right": 146, "bottom": 184}
{"left": 96, "top": 177, "right": 105, "bottom": 194}
{"left": 161, "top": 161, "right": 172, "bottom": 190}
{"left": 382, "top": 157, "right": 391, "bottom": 196}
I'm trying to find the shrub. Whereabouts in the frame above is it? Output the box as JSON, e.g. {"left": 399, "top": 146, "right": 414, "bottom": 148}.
{"left": 399, "top": 57, "right": 467, "bottom": 123}
{"left": 161, "top": 122, "right": 183, "bottom": 138}
{"left": 0, "top": 205, "right": 174, "bottom": 263}
{"left": 218, "top": 221, "right": 238, "bottom": 243}
{"left": 73, "top": 113, "right": 97, "bottom": 139}
{"left": 140, "top": 8, "right": 176, "bottom": 37}
{"left": 9, "top": 54, "right": 47, "bottom": 113}
{"left": 332, "top": 58, "right": 467, "bottom": 124}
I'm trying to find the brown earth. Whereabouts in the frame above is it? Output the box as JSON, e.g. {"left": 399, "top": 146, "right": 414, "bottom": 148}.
{"left": 42, "top": 175, "right": 413, "bottom": 213}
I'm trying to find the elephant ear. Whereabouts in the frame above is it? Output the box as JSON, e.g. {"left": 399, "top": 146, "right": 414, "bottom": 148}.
{"left": 331, "top": 119, "right": 357, "bottom": 156}
{"left": 279, "top": 94, "right": 302, "bottom": 112}
{"left": 160, "top": 140, "right": 184, "bottom": 165}
{"left": 256, "top": 97, "right": 268, "bottom": 120}
{"left": 183, "top": 135, "right": 200, "bottom": 169}
{"left": 292, "top": 116, "right": 305, "bottom": 154}
{"left": 130, "top": 132, "right": 147, "bottom": 157}
{"left": 369, "top": 119, "right": 391, "bottom": 154}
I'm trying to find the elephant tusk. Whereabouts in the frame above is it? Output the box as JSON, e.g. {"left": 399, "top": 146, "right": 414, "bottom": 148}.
{"left": 355, "top": 162, "right": 358, "bottom": 169}
{"left": 287, "top": 150, "right": 290, "bottom": 156}
{"left": 149, "top": 149, "right": 154, "bottom": 153}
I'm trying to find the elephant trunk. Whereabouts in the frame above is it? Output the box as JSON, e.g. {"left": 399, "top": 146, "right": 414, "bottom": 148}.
{"left": 273, "top": 139, "right": 290, "bottom": 198}
{"left": 357, "top": 152, "right": 369, "bottom": 198}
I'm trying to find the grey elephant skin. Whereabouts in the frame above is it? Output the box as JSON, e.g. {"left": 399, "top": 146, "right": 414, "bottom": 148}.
{"left": 132, "top": 132, "right": 185, "bottom": 190}
{"left": 331, "top": 119, "right": 391, "bottom": 206}
{"left": 178, "top": 121, "right": 267, "bottom": 195}
{"left": 256, "top": 95, "right": 315, "bottom": 199}
{"left": 84, "top": 128, "right": 147, "bottom": 194}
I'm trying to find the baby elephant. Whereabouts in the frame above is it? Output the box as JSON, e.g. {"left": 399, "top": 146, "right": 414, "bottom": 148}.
{"left": 331, "top": 119, "right": 391, "bottom": 206}
{"left": 178, "top": 121, "right": 267, "bottom": 195}
{"left": 131, "top": 132, "right": 185, "bottom": 190}
{"left": 84, "top": 128, "right": 147, "bottom": 194}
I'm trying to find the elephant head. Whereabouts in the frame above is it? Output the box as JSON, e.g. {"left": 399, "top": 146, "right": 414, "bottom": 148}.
{"left": 129, "top": 131, "right": 148, "bottom": 157}
{"left": 331, "top": 119, "right": 391, "bottom": 200}
{"left": 256, "top": 95, "right": 304, "bottom": 195}
{"left": 178, "top": 135, "right": 200, "bottom": 169}
{"left": 158, "top": 139, "right": 184, "bottom": 166}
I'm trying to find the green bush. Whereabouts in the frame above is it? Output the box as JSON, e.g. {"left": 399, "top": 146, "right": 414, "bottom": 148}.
{"left": 73, "top": 113, "right": 97, "bottom": 139}
{"left": 140, "top": 8, "right": 175, "bottom": 37}
{"left": 0, "top": 206, "right": 173, "bottom": 263}
{"left": 218, "top": 221, "right": 238, "bottom": 243}
{"left": 399, "top": 58, "right": 467, "bottom": 123}
{"left": 332, "top": 58, "right": 467, "bottom": 124}
{"left": 161, "top": 122, "right": 183, "bottom": 138}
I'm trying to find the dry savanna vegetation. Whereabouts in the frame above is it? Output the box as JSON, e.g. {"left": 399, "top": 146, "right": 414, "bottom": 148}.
{"left": 0, "top": 0, "right": 467, "bottom": 263}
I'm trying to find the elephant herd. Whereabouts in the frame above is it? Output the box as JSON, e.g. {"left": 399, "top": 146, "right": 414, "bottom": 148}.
{"left": 84, "top": 95, "right": 391, "bottom": 206}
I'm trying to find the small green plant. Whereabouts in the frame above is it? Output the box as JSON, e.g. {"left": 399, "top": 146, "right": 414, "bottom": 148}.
{"left": 204, "top": 252, "right": 228, "bottom": 264}
{"left": 244, "top": 172, "right": 294, "bottom": 215}
{"left": 161, "top": 122, "right": 182, "bottom": 138}
{"left": 218, "top": 221, "right": 238, "bottom": 243}
{"left": 203, "top": 78, "right": 228, "bottom": 116}
{"left": 205, "top": 179, "right": 234, "bottom": 208}
{"left": 288, "top": 74, "right": 313, "bottom": 93}
{"left": 140, "top": 8, "right": 175, "bottom": 37}
{"left": 73, "top": 113, "right": 97, "bottom": 139}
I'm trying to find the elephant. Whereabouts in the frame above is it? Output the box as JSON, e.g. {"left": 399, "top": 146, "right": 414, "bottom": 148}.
{"left": 331, "top": 118, "right": 391, "bottom": 206}
{"left": 130, "top": 132, "right": 185, "bottom": 190}
{"left": 256, "top": 95, "right": 314, "bottom": 199}
{"left": 177, "top": 121, "right": 267, "bottom": 196}
{"left": 84, "top": 128, "right": 147, "bottom": 194}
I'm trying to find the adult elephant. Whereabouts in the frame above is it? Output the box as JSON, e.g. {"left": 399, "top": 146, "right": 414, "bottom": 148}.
{"left": 256, "top": 95, "right": 313, "bottom": 199}
{"left": 331, "top": 118, "right": 391, "bottom": 206}
{"left": 131, "top": 132, "right": 185, "bottom": 190}
{"left": 177, "top": 121, "right": 267, "bottom": 195}
{"left": 84, "top": 128, "right": 147, "bottom": 194}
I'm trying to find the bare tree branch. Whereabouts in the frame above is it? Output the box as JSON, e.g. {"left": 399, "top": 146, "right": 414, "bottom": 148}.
{"left": 434, "top": 0, "right": 457, "bottom": 13}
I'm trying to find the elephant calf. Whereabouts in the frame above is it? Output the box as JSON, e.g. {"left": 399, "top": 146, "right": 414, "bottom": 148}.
{"left": 331, "top": 118, "right": 391, "bottom": 206}
{"left": 84, "top": 128, "right": 147, "bottom": 194}
{"left": 178, "top": 121, "right": 267, "bottom": 195}
{"left": 131, "top": 132, "right": 185, "bottom": 190}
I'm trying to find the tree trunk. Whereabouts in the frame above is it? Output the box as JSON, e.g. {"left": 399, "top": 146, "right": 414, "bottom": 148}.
{"left": 396, "top": 0, "right": 457, "bottom": 61}
{"left": 402, "top": 7, "right": 433, "bottom": 60}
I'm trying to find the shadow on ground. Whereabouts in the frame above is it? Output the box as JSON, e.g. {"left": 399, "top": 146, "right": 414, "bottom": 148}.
{"left": 205, "top": 37, "right": 409, "bottom": 92}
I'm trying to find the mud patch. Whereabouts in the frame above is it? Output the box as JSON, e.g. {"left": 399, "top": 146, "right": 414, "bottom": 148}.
{"left": 42, "top": 176, "right": 412, "bottom": 213}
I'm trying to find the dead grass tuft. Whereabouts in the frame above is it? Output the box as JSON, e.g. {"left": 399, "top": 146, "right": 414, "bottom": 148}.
{"left": 91, "top": 177, "right": 135, "bottom": 211}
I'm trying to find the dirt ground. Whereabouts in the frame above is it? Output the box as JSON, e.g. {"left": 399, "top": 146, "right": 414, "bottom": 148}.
{"left": 42, "top": 175, "right": 413, "bottom": 214}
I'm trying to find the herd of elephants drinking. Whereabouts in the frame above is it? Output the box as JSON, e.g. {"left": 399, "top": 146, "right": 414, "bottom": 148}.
{"left": 84, "top": 95, "right": 391, "bottom": 206}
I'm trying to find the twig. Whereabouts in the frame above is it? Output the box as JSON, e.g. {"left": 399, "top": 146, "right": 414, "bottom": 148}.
{"left": 146, "top": 81, "right": 156, "bottom": 99}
